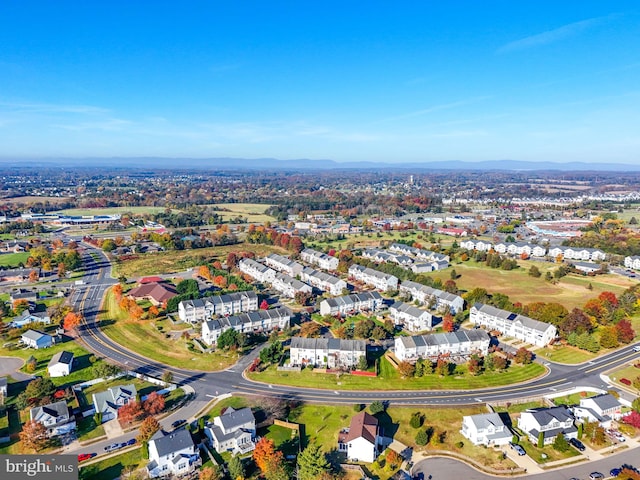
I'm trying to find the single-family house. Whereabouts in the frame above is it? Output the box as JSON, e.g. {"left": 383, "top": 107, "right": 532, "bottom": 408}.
{"left": 338, "top": 411, "right": 383, "bottom": 463}
{"left": 572, "top": 394, "right": 623, "bottom": 428}
{"left": 92, "top": 384, "right": 138, "bottom": 422}
{"left": 9, "top": 311, "right": 51, "bottom": 329}
{"left": 21, "top": 330, "right": 53, "bottom": 349}
{"left": 206, "top": 407, "right": 256, "bottom": 455}
{"left": 460, "top": 413, "right": 512, "bottom": 447}
{"left": 30, "top": 400, "right": 76, "bottom": 436}
{"left": 127, "top": 282, "right": 177, "bottom": 306}
{"left": 147, "top": 429, "right": 202, "bottom": 478}
{"left": 517, "top": 406, "right": 577, "bottom": 445}
{"left": 47, "top": 350, "right": 74, "bottom": 377}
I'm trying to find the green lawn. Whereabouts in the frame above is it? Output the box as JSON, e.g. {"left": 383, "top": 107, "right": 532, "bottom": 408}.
{"left": 80, "top": 376, "right": 158, "bottom": 401}
{"left": 552, "top": 391, "right": 597, "bottom": 407}
{"left": 608, "top": 364, "right": 640, "bottom": 391}
{"left": 204, "top": 396, "right": 251, "bottom": 421}
{"left": 536, "top": 346, "right": 597, "bottom": 364}
{"left": 519, "top": 437, "right": 581, "bottom": 464}
{"left": 248, "top": 356, "right": 546, "bottom": 391}
{"left": 76, "top": 416, "right": 106, "bottom": 443}
{"left": 0, "top": 252, "right": 30, "bottom": 268}
{"left": 493, "top": 400, "right": 547, "bottom": 413}
{"left": 79, "top": 448, "right": 144, "bottom": 480}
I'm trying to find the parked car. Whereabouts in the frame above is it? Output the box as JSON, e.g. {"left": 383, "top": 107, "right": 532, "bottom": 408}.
{"left": 104, "top": 443, "right": 121, "bottom": 452}
{"left": 126, "top": 438, "right": 137, "bottom": 446}
{"left": 610, "top": 468, "right": 622, "bottom": 477}
{"left": 509, "top": 442, "right": 526, "bottom": 456}
{"left": 569, "top": 438, "right": 586, "bottom": 451}
{"left": 77, "top": 453, "right": 94, "bottom": 462}
{"left": 589, "top": 472, "right": 604, "bottom": 480}
{"left": 171, "top": 419, "right": 186, "bottom": 429}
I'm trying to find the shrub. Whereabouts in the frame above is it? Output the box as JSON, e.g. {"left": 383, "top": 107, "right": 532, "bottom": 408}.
{"left": 410, "top": 412, "right": 424, "bottom": 429}
{"left": 353, "top": 403, "right": 364, "bottom": 412}
{"left": 455, "top": 441, "right": 464, "bottom": 448}
{"left": 415, "top": 429, "right": 428, "bottom": 446}
{"left": 369, "top": 401, "right": 385, "bottom": 415}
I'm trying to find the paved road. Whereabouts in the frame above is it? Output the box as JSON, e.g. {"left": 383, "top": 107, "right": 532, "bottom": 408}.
{"left": 0, "top": 356, "right": 32, "bottom": 381}
{"left": 413, "top": 447, "right": 640, "bottom": 480}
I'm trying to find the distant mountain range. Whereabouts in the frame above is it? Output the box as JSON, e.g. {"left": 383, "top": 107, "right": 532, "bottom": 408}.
{"left": 1, "top": 157, "right": 639, "bottom": 172}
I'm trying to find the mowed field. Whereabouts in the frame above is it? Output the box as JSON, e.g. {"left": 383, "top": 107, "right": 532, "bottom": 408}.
{"left": 112, "top": 243, "right": 291, "bottom": 277}
{"left": 208, "top": 203, "right": 274, "bottom": 223}
{"left": 431, "top": 260, "right": 637, "bottom": 310}
{"left": 1, "top": 196, "right": 71, "bottom": 204}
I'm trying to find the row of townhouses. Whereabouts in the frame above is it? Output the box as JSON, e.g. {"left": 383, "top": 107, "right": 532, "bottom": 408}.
{"left": 271, "top": 272, "right": 312, "bottom": 298}
{"left": 348, "top": 264, "right": 398, "bottom": 291}
{"left": 399, "top": 280, "right": 465, "bottom": 313}
{"left": 177, "top": 291, "right": 259, "bottom": 323}
{"left": 394, "top": 329, "right": 490, "bottom": 362}
{"left": 470, "top": 303, "right": 557, "bottom": 347}
{"left": 624, "top": 255, "right": 640, "bottom": 270}
{"left": 388, "top": 243, "right": 451, "bottom": 263}
{"left": 300, "top": 247, "right": 339, "bottom": 271}
{"left": 201, "top": 307, "right": 291, "bottom": 346}
{"left": 319, "top": 291, "right": 383, "bottom": 316}
{"left": 289, "top": 337, "right": 367, "bottom": 369}
{"left": 362, "top": 248, "right": 413, "bottom": 266}
{"left": 388, "top": 301, "right": 439, "bottom": 332}
{"left": 264, "top": 253, "right": 304, "bottom": 277}
{"left": 300, "top": 266, "right": 348, "bottom": 296}
{"left": 238, "top": 258, "right": 276, "bottom": 283}
{"left": 460, "top": 240, "right": 607, "bottom": 261}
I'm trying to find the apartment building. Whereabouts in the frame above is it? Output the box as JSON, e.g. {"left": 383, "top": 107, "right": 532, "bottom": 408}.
{"left": 238, "top": 258, "right": 276, "bottom": 283}
{"left": 178, "top": 291, "right": 259, "bottom": 323}
{"left": 319, "top": 291, "right": 383, "bottom": 317}
{"left": 201, "top": 307, "right": 291, "bottom": 346}
{"left": 388, "top": 301, "right": 438, "bottom": 332}
{"left": 348, "top": 264, "right": 398, "bottom": 291}
{"left": 289, "top": 337, "right": 367, "bottom": 369}
{"left": 394, "top": 329, "right": 490, "bottom": 362}
{"left": 300, "top": 248, "right": 339, "bottom": 271}
{"left": 300, "top": 266, "right": 347, "bottom": 296}
{"left": 399, "top": 280, "right": 464, "bottom": 313}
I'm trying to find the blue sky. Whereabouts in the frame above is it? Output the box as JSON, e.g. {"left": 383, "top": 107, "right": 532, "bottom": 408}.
{"left": 1, "top": 1, "right": 639, "bottom": 164}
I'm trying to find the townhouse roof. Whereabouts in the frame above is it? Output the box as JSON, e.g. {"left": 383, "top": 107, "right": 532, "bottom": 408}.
{"left": 21, "top": 329, "right": 51, "bottom": 342}
{"left": 397, "top": 329, "right": 490, "bottom": 350}
{"left": 472, "top": 303, "right": 555, "bottom": 334}
{"left": 203, "top": 307, "right": 291, "bottom": 332}
{"left": 390, "top": 301, "right": 431, "bottom": 319}
{"left": 290, "top": 337, "right": 367, "bottom": 352}
{"left": 321, "top": 291, "right": 381, "bottom": 309}
{"left": 301, "top": 266, "right": 344, "bottom": 286}
{"left": 180, "top": 291, "right": 257, "bottom": 310}
{"left": 466, "top": 412, "right": 506, "bottom": 430}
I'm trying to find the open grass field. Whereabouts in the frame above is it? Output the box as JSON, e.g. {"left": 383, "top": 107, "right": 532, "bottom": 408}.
{"left": 536, "top": 346, "right": 597, "bottom": 364}
{"left": 608, "top": 363, "right": 640, "bottom": 391}
{"left": 307, "top": 230, "right": 457, "bottom": 251}
{"left": 1, "top": 196, "right": 72, "bottom": 205}
{"left": 54, "top": 206, "right": 172, "bottom": 216}
{"left": 79, "top": 448, "right": 143, "bottom": 480}
{"left": 112, "top": 242, "right": 290, "bottom": 277}
{"left": 210, "top": 203, "right": 275, "bottom": 223}
{"left": 248, "top": 356, "right": 546, "bottom": 391}
{"left": 551, "top": 391, "right": 596, "bottom": 407}
{"left": 430, "top": 259, "right": 636, "bottom": 310}
{"left": 99, "top": 291, "right": 241, "bottom": 371}
{"left": 0, "top": 252, "right": 30, "bottom": 267}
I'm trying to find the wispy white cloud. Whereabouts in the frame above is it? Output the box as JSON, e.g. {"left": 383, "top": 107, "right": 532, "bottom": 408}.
{"left": 0, "top": 101, "right": 109, "bottom": 115}
{"left": 497, "top": 15, "right": 613, "bottom": 54}
{"left": 376, "top": 96, "right": 492, "bottom": 123}
{"left": 53, "top": 118, "right": 132, "bottom": 131}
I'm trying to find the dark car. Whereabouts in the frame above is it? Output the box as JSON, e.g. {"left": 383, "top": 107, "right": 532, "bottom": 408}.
{"left": 126, "top": 438, "right": 136, "bottom": 446}
{"left": 509, "top": 442, "right": 526, "bottom": 456}
{"left": 569, "top": 437, "right": 586, "bottom": 451}
{"left": 171, "top": 419, "right": 186, "bottom": 429}
{"left": 610, "top": 468, "right": 622, "bottom": 477}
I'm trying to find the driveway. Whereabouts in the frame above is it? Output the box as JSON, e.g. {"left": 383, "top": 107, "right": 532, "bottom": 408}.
{"left": 0, "top": 356, "right": 33, "bottom": 381}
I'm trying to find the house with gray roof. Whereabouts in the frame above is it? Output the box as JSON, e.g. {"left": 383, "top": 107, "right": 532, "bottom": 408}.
{"left": 470, "top": 303, "right": 557, "bottom": 347}
{"left": 572, "top": 393, "right": 623, "bottom": 428}
{"left": 389, "top": 301, "right": 438, "bottom": 332}
{"left": 394, "top": 329, "right": 490, "bottom": 362}
{"left": 177, "top": 291, "right": 258, "bottom": 323}
{"left": 460, "top": 412, "right": 512, "bottom": 446}
{"left": 205, "top": 406, "right": 256, "bottom": 455}
{"left": 271, "top": 272, "right": 312, "bottom": 298}
{"left": 624, "top": 255, "right": 640, "bottom": 270}
{"left": 9, "top": 311, "right": 51, "bottom": 329}
{"left": 348, "top": 264, "right": 398, "bottom": 292}
{"left": 21, "top": 330, "right": 53, "bottom": 349}
{"left": 319, "top": 291, "right": 383, "bottom": 317}
{"left": 289, "top": 337, "right": 367, "bottom": 370}
{"left": 238, "top": 258, "right": 276, "bottom": 283}
{"left": 201, "top": 307, "right": 291, "bottom": 346}
{"left": 147, "top": 429, "right": 201, "bottom": 478}
{"left": 48, "top": 350, "right": 74, "bottom": 377}
{"left": 399, "top": 281, "right": 464, "bottom": 313}
{"left": 30, "top": 400, "right": 76, "bottom": 436}
{"left": 517, "top": 406, "right": 577, "bottom": 445}
{"left": 92, "top": 384, "right": 137, "bottom": 422}
{"left": 301, "top": 248, "right": 339, "bottom": 271}
{"left": 300, "top": 266, "right": 347, "bottom": 295}
{"left": 264, "top": 253, "right": 304, "bottom": 277}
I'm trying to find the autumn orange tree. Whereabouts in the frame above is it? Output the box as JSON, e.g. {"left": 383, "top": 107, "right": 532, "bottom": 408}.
{"left": 13, "top": 299, "right": 29, "bottom": 315}
{"left": 112, "top": 283, "right": 123, "bottom": 300}
{"left": 20, "top": 420, "right": 48, "bottom": 451}
{"left": 253, "top": 437, "right": 285, "bottom": 477}
{"left": 136, "top": 416, "right": 161, "bottom": 443}
{"left": 442, "top": 314, "right": 455, "bottom": 332}
{"left": 29, "top": 270, "right": 39, "bottom": 282}
{"left": 143, "top": 392, "right": 165, "bottom": 415}
{"left": 118, "top": 401, "right": 144, "bottom": 426}
{"left": 63, "top": 311, "right": 83, "bottom": 330}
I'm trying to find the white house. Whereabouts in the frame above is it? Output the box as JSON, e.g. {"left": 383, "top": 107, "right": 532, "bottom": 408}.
{"left": 319, "top": 291, "right": 383, "bottom": 317}
{"left": 300, "top": 267, "right": 347, "bottom": 296}
{"left": 177, "top": 291, "right": 258, "bottom": 323}
{"left": 47, "top": 350, "right": 74, "bottom": 377}
{"left": 572, "top": 394, "right": 623, "bottom": 428}
{"left": 206, "top": 407, "right": 256, "bottom": 455}
{"left": 517, "top": 406, "right": 577, "bottom": 445}
{"left": 348, "top": 264, "right": 398, "bottom": 292}
{"left": 147, "top": 429, "right": 202, "bottom": 478}
{"left": 460, "top": 413, "right": 512, "bottom": 447}
{"left": 92, "top": 384, "right": 138, "bottom": 422}
{"left": 201, "top": 307, "right": 291, "bottom": 346}
{"left": 238, "top": 258, "right": 276, "bottom": 283}
{"left": 30, "top": 401, "right": 76, "bottom": 436}
{"left": 9, "top": 311, "right": 51, "bottom": 329}
{"left": 0, "top": 376, "right": 7, "bottom": 398}
{"left": 271, "top": 272, "right": 312, "bottom": 298}
{"left": 21, "top": 330, "right": 53, "bottom": 349}
{"left": 470, "top": 303, "right": 557, "bottom": 347}
{"left": 289, "top": 337, "right": 367, "bottom": 370}
{"left": 264, "top": 253, "right": 304, "bottom": 277}
{"left": 338, "top": 412, "right": 383, "bottom": 463}
{"left": 394, "top": 330, "right": 490, "bottom": 363}
{"left": 300, "top": 248, "right": 339, "bottom": 271}
{"left": 624, "top": 255, "right": 640, "bottom": 270}
{"left": 460, "top": 239, "right": 494, "bottom": 252}
{"left": 548, "top": 246, "right": 606, "bottom": 262}
{"left": 571, "top": 261, "right": 602, "bottom": 274}
{"left": 399, "top": 281, "right": 464, "bottom": 314}
{"left": 388, "top": 301, "right": 438, "bottom": 332}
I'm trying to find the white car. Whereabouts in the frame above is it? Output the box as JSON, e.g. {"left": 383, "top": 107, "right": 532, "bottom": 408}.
{"left": 632, "top": 345, "right": 640, "bottom": 352}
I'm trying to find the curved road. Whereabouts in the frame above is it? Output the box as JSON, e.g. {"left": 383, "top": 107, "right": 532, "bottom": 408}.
{"left": 71, "top": 242, "right": 640, "bottom": 407}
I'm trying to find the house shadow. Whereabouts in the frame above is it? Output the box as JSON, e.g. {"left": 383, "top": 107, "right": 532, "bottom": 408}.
{"left": 375, "top": 410, "right": 399, "bottom": 440}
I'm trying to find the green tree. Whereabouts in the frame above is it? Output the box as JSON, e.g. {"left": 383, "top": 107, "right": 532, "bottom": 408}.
{"left": 415, "top": 429, "right": 428, "bottom": 446}
{"left": 217, "top": 328, "right": 242, "bottom": 350}
{"left": 92, "top": 362, "right": 122, "bottom": 378}
{"left": 410, "top": 412, "right": 424, "bottom": 429}
{"left": 553, "top": 433, "right": 570, "bottom": 452}
{"left": 537, "top": 431, "right": 544, "bottom": 448}
{"left": 297, "top": 443, "right": 331, "bottom": 480}
{"left": 228, "top": 455, "right": 245, "bottom": 480}
{"left": 260, "top": 341, "right": 284, "bottom": 365}
{"left": 357, "top": 355, "right": 368, "bottom": 371}
{"left": 528, "top": 265, "right": 541, "bottom": 278}
{"left": 369, "top": 401, "right": 385, "bottom": 415}
{"left": 599, "top": 326, "right": 619, "bottom": 349}
{"left": 176, "top": 279, "right": 199, "bottom": 295}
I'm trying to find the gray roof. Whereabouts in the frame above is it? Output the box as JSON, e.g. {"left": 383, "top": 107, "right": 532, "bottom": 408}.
{"left": 398, "top": 329, "right": 489, "bottom": 350}
{"left": 467, "top": 412, "right": 507, "bottom": 430}
{"left": 93, "top": 384, "right": 137, "bottom": 414}
{"left": 321, "top": 291, "right": 381, "bottom": 310}
{"left": 21, "top": 330, "right": 51, "bottom": 343}
{"left": 584, "top": 394, "right": 621, "bottom": 411}
{"left": 472, "top": 303, "right": 555, "bottom": 335}
{"left": 150, "top": 428, "right": 195, "bottom": 457}
{"left": 181, "top": 291, "right": 257, "bottom": 309}
{"left": 48, "top": 350, "right": 74, "bottom": 367}
{"left": 217, "top": 407, "right": 255, "bottom": 431}
{"left": 290, "top": 337, "right": 367, "bottom": 352}
{"left": 526, "top": 406, "right": 574, "bottom": 426}
{"left": 0, "top": 377, "right": 7, "bottom": 390}
{"left": 348, "top": 264, "right": 397, "bottom": 281}
{"left": 390, "top": 301, "right": 431, "bottom": 319}
{"left": 31, "top": 400, "right": 70, "bottom": 421}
